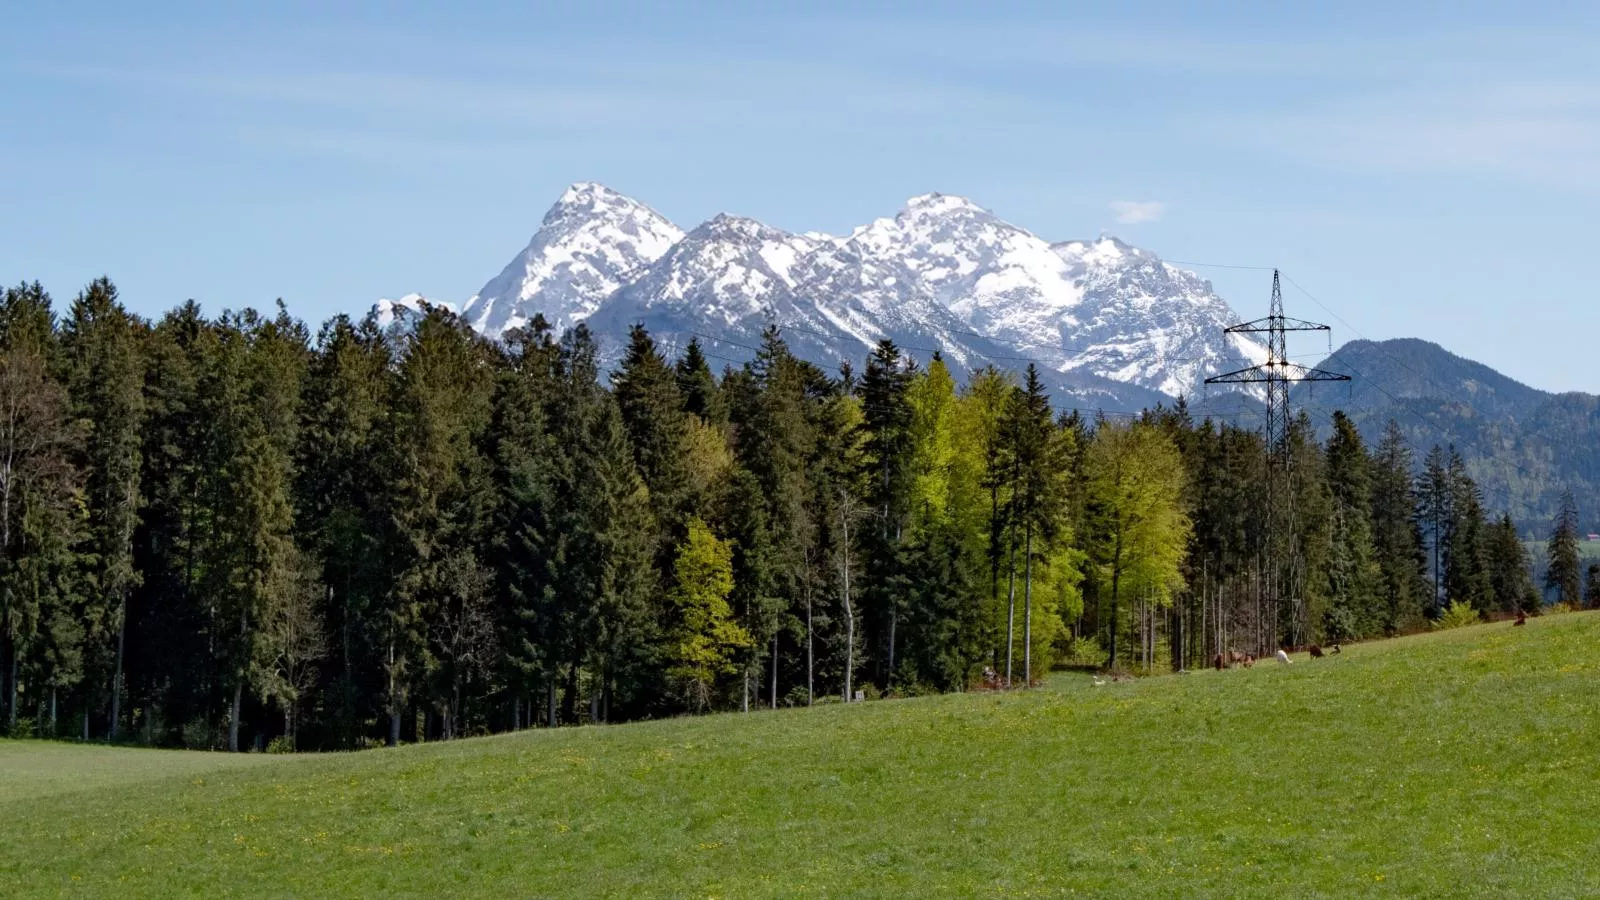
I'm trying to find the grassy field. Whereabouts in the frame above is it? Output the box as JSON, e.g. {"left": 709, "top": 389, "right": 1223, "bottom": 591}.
{"left": 4, "top": 614, "right": 1600, "bottom": 897}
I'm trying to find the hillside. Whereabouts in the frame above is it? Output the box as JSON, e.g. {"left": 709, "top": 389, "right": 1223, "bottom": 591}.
{"left": 1297, "top": 338, "right": 1600, "bottom": 529}
{"left": 6, "top": 614, "right": 1600, "bottom": 897}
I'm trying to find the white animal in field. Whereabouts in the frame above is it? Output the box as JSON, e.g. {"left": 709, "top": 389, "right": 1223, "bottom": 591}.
{"left": 1276, "top": 649, "right": 1291, "bottom": 665}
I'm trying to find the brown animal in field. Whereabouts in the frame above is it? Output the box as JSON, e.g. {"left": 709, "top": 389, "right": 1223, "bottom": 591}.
{"left": 1227, "top": 650, "right": 1250, "bottom": 666}
{"left": 1514, "top": 611, "right": 1527, "bottom": 626}
{"left": 1308, "top": 644, "right": 1324, "bottom": 659}
{"left": 1213, "top": 653, "right": 1226, "bottom": 670}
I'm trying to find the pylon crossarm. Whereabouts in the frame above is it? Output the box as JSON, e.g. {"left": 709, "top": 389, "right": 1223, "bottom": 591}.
{"left": 1224, "top": 316, "right": 1333, "bottom": 334}
{"left": 1204, "top": 364, "right": 1275, "bottom": 384}
{"left": 1282, "top": 363, "right": 1351, "bottom": 382}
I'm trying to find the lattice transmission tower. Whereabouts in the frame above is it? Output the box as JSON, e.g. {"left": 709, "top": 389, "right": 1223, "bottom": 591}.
{"left": 1205, "top": 269, "right": 1349, "bottom": 463}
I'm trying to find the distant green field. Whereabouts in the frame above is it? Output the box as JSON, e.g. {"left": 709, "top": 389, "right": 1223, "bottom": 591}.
{"left": 5, "top": 614, "right": 1600, "bottom": 897}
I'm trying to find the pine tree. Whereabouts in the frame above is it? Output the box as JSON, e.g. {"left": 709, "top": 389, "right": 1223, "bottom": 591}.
{"left": 61, "top": 278, "right": 145, "bottom": 739}
{"left": 1545, "top": 489, "right": 1582, "bottom": 607}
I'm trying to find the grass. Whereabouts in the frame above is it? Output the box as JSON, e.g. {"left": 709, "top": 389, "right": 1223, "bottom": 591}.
{"left": 5, "top": 614, "right": 1600, "bottom": 897}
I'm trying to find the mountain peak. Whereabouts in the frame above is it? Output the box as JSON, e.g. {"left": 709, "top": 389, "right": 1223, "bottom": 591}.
{"left": 901, "top": 192, "right": 989, "bottom": 217}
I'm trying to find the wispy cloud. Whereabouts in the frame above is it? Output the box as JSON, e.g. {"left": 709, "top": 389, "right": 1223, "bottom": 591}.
{"left": 1109, "top": 200, "right": 1167, "bottom": 224}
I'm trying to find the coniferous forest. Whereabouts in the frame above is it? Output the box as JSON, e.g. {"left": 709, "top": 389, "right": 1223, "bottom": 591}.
{"left": 0, "top": 280, "right": 1553, "bottom": 751}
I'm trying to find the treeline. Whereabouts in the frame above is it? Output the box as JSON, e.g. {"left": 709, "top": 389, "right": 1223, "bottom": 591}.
{"left": 0, "top": 280, "right": 1544, "bottom": 750}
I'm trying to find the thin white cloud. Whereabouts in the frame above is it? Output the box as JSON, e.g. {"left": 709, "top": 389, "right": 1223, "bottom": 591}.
{"left": 1109, "top": 201, "right": 1166, "bottom": 224}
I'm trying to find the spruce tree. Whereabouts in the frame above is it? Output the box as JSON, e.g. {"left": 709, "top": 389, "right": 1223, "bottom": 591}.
{"left": 299, "top": 313, "right": 393, "bottom": 746}
{"left": 857, "top": 340, "right": 913, "bottom": 688}
{"left": 1486, "top": 514, "right": 1538, "bottom": 614}
{"left": 612, "top": 325, "right": 693, "bottom": 556}
{"left": 1546, "top": 489, "right": 1582, "bottom": 607}
{"left": 1323, "top": 412, "right": 1381, "bottom": 640}
{"left": 674, "top": 337, "right": 725, "bottom": 425}
{"left": 61, "top": 278, "right": 146, "bottom": 739}
{"left": 0, "top": 330, "right": 84, "bottom": 733}
{"left": 1370, "top": 422, "right": 1429, "bottom": 632}
{"left": 381, "top": 308, "right": 495, "bottom": 743}
{"left": 1419, "top": 445, "right": 1453, "bottom": 614}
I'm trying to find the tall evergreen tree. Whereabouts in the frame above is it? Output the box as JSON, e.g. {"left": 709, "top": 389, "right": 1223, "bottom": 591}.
{"left": 381, "top": 308, "right": 495, "bottom": 743}
{"left": 674, "top": 337, "right": 725, "bottom": 425}
{"left": 0, "top": 306, "right": 84, "bottom": 733}
{"left": 1545, "top": 489, "right": 1582, "bottom": 607}
{"left": 1486, "top": 514, "right": 1538, "bottom": 614}
{"left": 61, "top": 278, "right": 146, "bottom": 739}
{"left": 1322, "top": 412, "right": 1381, "bottom": 640}
{"left": 856, "top": 340, "right": 913, "bottom": 689}
{"left": 1370, "top": 422, "right": 1428, "bottom": 632}
{"left": 299, "top": 313, "right": 393, "bottom": 746}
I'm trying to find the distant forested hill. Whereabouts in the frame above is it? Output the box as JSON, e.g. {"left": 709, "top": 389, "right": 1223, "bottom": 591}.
{"left": 1294, "top": 338, "right": 1600, "bottom": 531}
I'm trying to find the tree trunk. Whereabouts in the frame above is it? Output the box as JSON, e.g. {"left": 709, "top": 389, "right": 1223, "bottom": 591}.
{"left": 840, "top": 500, "right": 854, "bottom": 703}
{"left": 109, "top": 589, "right": 127, "bottom": 740}
{"left": 547, "top": 677, "right": 557, "bottom": 728}
{"left": 1023, "top": 520, "right": 1034, "bottom": 686}
{"left": 228, "top": 680, "right": 242, "bottom": 753}
{"left": 387, "top": 640, "right": 400, "bottom": 747}
{"left": 806, "top": 592, "right": 814, "bottom": 707}
{"left": 1004, "top": 523, "right": 1018, "bottom": 685}
{"left": 770, "top": 632, "right": 778, "bottom": 710}
{"left": 50, "top": 687, "right": 57, "bottom": 736}
{"left": 6, "top": 642, "right": 16, "bottom": 733}
{"left": 886, "top": 608, "right": 897, "bottom": 692}
{"left": 1107, "top": 534, "right": 1124, "bottom": 669}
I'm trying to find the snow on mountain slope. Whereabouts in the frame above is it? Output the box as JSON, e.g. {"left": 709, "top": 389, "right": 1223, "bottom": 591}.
{"left": 1050, "top": 237, "right": 1269, "bottom": 397}
{"left": 374, "top": 183, "right": 1266, "bottom": 408}
{"left": 458, "top": 182, "right": 682, "bottom": 336}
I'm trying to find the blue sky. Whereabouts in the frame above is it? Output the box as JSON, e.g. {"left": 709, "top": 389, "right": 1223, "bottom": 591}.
{"left": 4, "top": 1, "right": 1598, "bottom": 391}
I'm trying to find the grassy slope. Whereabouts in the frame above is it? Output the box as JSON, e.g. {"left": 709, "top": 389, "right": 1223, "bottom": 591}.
{"left": 4, "top": 614, "right": 1600, "bottom": 898}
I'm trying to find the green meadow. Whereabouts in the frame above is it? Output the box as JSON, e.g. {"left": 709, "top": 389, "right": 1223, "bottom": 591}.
{"left": 4, "top": 613, "right": 1599, "bottom": 898}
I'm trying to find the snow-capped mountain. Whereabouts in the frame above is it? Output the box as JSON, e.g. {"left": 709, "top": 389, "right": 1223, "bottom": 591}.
{"left": 458, "top": 182, "right": 682, "bottom": 337}
{"left": 377, "top": 183, "right": 1265, "bottom": 410}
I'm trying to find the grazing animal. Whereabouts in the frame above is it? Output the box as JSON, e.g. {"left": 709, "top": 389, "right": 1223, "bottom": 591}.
{"left": 1332, "top": 644, "right": 1342, "bottom": 655}
{"left": 1514, "top": 611, "right": 1527, "bottom": 626}
{"left": 1308, "top": 644, "right": 1324, "bottom": 659}
{"left": 1227, "top": 650, "right": 1251, "bottom": 666}
{"left": 1091, "top": 676, "right": 1107, "bottom": 687}
{"left": 1213, "top": 653, "right": 1226, "bottom": 671}
{"left": 1243, "top": 654, "right": 1255, "bottom": 668}
{"left": 1275, "top": 649, "right": 1292, "bottom": 665}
